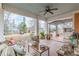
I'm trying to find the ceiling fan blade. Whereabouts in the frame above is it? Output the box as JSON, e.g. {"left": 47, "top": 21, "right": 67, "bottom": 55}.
{"left": 44, "top": 11, "right": 47, "bottom": 15}
{"left": 40, "top": 10, "right": 45, "bottom": 12}
{"left": 39, "top": 9, "right": 46, "bottom": 13}
{"left": 50, "top": 8, "right": 58, "bottom": 10}
{"left": 49, "top": 11, "right": 54, "bottom": 14}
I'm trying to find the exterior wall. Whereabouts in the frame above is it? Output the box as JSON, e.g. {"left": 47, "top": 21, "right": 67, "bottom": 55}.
{"left": 74, "top": 12, "right": 79, "bottom": 32}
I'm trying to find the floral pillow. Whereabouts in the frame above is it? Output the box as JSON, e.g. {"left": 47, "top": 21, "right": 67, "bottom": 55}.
{"left": 8, "top": 38, "right": 16, "bottom": 45}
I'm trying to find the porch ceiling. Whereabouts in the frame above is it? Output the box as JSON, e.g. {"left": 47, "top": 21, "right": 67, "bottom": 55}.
{"left": 3, "top": 3, "right": 79, "bottom": 22}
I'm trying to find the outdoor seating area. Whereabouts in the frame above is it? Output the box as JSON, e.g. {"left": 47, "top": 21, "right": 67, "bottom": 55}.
{"left": 0, "top": 3, "right": 79, "bottom": 56}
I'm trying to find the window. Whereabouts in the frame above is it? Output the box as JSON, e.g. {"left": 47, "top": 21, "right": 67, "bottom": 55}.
{"left": 49, "top": 24, "right": 56, "bottom": 37}
{"left": 4, "top": 11, "right": 35, "bottom": 35}
{"left": 25, "top": 16, "right": 36, "bottom": 35}
{"left": 57, "top": 23, "right": 64, "bottom": 35}
{"left": 39, "top": 20, "right": 46, "bottom": 34}
{"left": 57, "top": 21, "right": 73, "bottom": 37}
{"left": 49, "top": 19, "right": 73, "bottom": 38}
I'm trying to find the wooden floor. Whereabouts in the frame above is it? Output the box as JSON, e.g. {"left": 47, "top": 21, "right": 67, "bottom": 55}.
{"left": 40, "top": 39, "right": 64, "bottom": 56}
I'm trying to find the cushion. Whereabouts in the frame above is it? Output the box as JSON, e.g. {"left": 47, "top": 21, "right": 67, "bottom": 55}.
{"left": 1, "top": 46, "right": 15, "bottom": 56}
{"left": 12, "top": 44, "right": 26, "bottom": 55}
{"left": 0, "top": 44, "right": 8, "bottom": 55}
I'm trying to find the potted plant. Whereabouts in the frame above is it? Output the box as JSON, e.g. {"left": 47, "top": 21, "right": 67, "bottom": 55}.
{"left": 39, "top": 32, "right": 45, "bottom": 39}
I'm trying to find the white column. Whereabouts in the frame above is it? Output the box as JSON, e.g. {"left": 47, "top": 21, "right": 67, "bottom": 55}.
{"left": 45, "top": 18, "right": 49, "bottom": 35}
{"left": 0, "top": 3, "right": 4, "bottom": 42}
{"left": 35, "top": 16, "right": 41, "bottom": 51}
{"left": 48, "top": 24, "right": 50, "bottom": 34}
{"left": 35, "top": 16, "right": 39, "bottom": 36}
{"left": 56, "top": 24, "right": 58, "bottom": 35}
{"left": 46, "top": 20, "right": 48, "bottom": 34}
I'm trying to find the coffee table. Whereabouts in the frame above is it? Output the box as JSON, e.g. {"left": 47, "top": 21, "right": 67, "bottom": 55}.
{"left": 28, "top": 45, "right": 49, "bottom": 56}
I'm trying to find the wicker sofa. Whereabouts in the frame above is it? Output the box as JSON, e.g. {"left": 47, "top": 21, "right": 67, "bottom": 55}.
{"left": 0, "top": 34, "right": 32, "bottom": 56}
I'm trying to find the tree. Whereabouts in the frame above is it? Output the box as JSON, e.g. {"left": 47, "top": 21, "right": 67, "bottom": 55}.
{"left": 18, "top": 17, "right": 27, "bottom": 34}
{"left": 4, "top": 11, "right": 11, "bottom": 35}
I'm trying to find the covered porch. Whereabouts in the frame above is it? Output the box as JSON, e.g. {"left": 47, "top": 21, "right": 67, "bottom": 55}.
{"left": 0, "top": 3, "right": 79, "bottom": 56}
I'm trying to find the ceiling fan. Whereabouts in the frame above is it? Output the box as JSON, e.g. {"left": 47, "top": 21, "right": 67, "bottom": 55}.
{"left": 40, "top": 6, "right": 58, "bottom": 15}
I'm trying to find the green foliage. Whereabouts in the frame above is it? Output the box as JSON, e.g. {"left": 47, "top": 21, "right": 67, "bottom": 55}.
{"left": 39, "top": 32, "right": 45, "bottom": 39}
{"left": 19, "top": 17, "right": 27, "bottom": 34}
